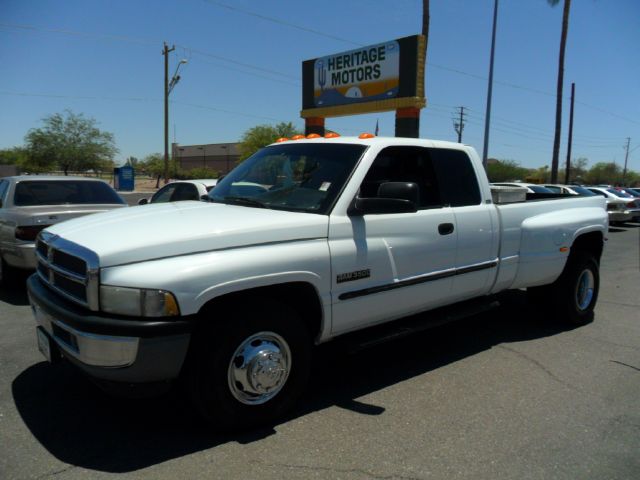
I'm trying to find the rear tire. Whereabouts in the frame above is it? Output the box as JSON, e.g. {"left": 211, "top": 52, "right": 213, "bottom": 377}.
{"left": 187, "top": 298, "right": 311, "bottom": 431}
{"left": 528, "top": 251, "right": 599, "bottom": 325}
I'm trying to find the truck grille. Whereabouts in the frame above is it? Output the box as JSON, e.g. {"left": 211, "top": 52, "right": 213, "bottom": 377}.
{"left": 35, "top": 232, "right": 100, "bottom": 310}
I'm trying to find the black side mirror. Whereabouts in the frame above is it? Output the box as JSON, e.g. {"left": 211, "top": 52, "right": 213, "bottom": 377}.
{"left": 200, "top": 194, "right": 211, "bottom": 202}
{"left": 348, "top": 182, "right": 419, "bottom": 216}
{"left": 138, "top": 198, "right": 149, "bottom": 205}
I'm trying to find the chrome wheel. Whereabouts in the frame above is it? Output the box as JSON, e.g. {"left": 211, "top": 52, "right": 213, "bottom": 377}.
{"left": 575, "top": 268, "right": 595, "bottom": 311}
{"left": 227, "top": 331, "right": 292, "bottom": 405}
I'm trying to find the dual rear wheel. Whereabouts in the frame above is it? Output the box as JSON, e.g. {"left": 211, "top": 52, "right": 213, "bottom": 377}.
{"left": 528, "top": 251, "right": 600, "bottom": 325}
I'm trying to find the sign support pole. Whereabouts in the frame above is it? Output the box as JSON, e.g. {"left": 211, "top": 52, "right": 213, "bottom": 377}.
{"left": 305, "top": 117, "right": 325, "bottom": 136}
{"left": 395, "top": 107, "right": 420, "bottom": 138}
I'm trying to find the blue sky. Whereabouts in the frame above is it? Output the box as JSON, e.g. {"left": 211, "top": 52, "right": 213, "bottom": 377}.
{"left": 1, "top": 0, "right": 639, "bottom": 170}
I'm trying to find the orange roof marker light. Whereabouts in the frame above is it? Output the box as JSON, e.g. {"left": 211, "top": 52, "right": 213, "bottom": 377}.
{"left": 359, "top": 133, "right": 375, "bottom": 139}
{"left": 291, "top": 135, "right": 306, "bottom": 140}
{"left": 306, "top": 133, "right": 321, "bottom": 139}
{"left": 324, "top": 132, "right": 340, "bottom": 138}
{"left": 275, "top": 137, "right": 289, "bottom": 143}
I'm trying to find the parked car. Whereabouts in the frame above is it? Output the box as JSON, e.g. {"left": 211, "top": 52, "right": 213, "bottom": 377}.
{"left": 587, "top": 187, "right": 640, "bottom": 221}
{"left": 0, "top": 176, "right": 127, "bottom": 285}
{"left": 586, "top": 187, "right": 637, "bottom": 224}
{"left": 540, "top": 184, "right": 596, "bottom": 196}
{"left": 614, "top": 187, "right": 640, "bottom": 200}
{"left": 491, "top": 182, "right": 555, "bottom": 194}
{"left": 138, "top": 179, "right": 218, "bottom": 205}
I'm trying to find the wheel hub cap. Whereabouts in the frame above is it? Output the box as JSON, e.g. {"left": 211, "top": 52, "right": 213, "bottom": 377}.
{"left": 228, "top": 332, "right": 291, "bottom": 405}
{"left": 576, "top": 269, "right": 595, "bottom": 311}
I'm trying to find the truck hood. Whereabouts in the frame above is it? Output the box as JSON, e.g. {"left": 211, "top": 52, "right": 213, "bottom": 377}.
{"left": 45, "top": 201, "right": 329, "bottom": 267}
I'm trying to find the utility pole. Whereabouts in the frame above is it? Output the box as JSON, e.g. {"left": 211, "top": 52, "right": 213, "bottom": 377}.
{"left": 564, "top": 82, "right": 575, "bottom": 184}
{"left": 622, "top": 137, "right": 631, "bottom": 184}
{"left": 482, "top": 0, "right": 499, "bottom": 168}
{"left": 453, "top": 106, "right": 466, "bottom": 143}
{"left": 163, "top": 42, "right": 175, "bottom": 185}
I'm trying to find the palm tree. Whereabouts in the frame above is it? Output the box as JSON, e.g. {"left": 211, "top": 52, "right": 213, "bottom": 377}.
{"left": 548, "top": 0, "right": 572, "bottom": 183}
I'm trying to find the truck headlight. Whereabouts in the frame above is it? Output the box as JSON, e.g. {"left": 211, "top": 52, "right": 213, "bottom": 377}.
{"left": 100, "top": 286, "right": 180, "bottom": 317}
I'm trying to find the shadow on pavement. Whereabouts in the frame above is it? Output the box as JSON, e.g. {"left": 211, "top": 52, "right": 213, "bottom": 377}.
{"left": 0, "top": 272, "right": 31, "bottom": 306}
{"left": 13, "top": 290, "right": 580, "bottom": 473}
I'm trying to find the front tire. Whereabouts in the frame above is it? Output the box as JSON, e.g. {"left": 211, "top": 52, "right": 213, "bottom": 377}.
{"left": 187, "top": 298, "right": 311, "bottom": 431}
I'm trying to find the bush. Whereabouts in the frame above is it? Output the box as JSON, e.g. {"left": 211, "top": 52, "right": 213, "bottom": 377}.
{"left": 174, "top": 167, "right": 219, "bottom": 180}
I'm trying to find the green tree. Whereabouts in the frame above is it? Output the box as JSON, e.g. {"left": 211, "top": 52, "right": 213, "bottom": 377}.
{"left": 584, "top": 162, "right": 622, "bottom": 186}
{"left": 0, "top": 147, "right": 28, "bottom": 165}
{"left": 125, "top": 156, "right": 139, "bottom": 168}
{"left": 239, "top": 122, "right": 300, "bottom": 161}
{"left": 527, "top": 165, "right": 551, "bottom": 183}
{"left": 25, "top": 110, "right": 118, "bottom": 175}
{"left": 548, "top": 0, "right": 572, "bottom": 183}
{"left": 566, "top": 157, "right": 588, "bottom": 184}
{"left": 486, "top": 159, "right": 530, "bottom": 182}
{"left": 139, "top": 153, "right": 164, "bottom": 176}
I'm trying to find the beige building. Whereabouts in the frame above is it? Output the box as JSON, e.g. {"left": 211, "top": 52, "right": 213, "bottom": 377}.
{"left": 172, "top": 142, "right": 240, "bottom": 175}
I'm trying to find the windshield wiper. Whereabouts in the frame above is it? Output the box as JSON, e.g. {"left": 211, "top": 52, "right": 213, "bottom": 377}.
{"left": 222, "top": 196, "right": 269, "bottom": 209}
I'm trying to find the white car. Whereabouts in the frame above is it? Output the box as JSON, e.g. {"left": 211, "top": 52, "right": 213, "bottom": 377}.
{"left": 541, "top": 184, "right": 594, "bottom": 196}
{"left": 491, "top": 182, "right": 555, "bottom": 194}
{"left": 138, "top": 179, "right": 218, "bottom": 205}
{"left": 586, "top": 187, "right": 639, "bottom": 223}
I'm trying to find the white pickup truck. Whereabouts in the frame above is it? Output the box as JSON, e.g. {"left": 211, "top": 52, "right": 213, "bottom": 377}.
{"left": 28, "top": 136, "right": 607, "bottom": 430}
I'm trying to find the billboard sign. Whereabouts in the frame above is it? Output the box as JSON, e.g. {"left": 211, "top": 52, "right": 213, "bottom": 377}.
{"left": 314, "top": 40, "right": 400, "bottom": 107}
{"left": 302, "top": 35, "right": 425, "bottom": 118}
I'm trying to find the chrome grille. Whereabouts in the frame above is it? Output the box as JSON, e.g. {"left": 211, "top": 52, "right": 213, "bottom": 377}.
{"left": 35, "top": 232, "right": 100, "bottom": 310}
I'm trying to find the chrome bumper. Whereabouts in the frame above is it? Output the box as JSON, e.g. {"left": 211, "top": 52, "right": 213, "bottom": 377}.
{"left": 33, "top": 301, "right": 139, "bottom": 367}
{"left": 2, "top": 242, "right": 37, "bottom": 269}
{"left": 27, "top": 274, "right": 193, "bottom": 383}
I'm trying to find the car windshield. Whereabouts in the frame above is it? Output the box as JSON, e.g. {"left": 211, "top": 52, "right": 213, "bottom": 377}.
{"left": 570, "top": 186, "right": 596, "bottom": 196}
{"left": 209, "top": 143, "right": 366, "bottom": 214}
{"left": 607, "top": 188, "right": 633, "bottom": 198}
{"left": 14, "top": 180, "right": 125, "bottom": 206}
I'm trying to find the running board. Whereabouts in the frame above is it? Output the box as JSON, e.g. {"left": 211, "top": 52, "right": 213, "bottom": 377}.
{"left": 342, "top": 296, "right": 501, "bottom": 354}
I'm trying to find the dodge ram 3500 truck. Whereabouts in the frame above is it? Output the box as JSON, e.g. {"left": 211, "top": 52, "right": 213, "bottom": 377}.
{"left": 27, "top": 136, "right": 607, "bottom": 430}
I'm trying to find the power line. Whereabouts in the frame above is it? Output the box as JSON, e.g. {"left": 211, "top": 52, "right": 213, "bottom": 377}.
{"left": 200, "top": 0, "right": 361, "bottom": 46}
{"left": 0, "top": 90, "right": 297, "bottom": 124}
{"left": 2, "top": 19, "right": 638, "bottom": 128}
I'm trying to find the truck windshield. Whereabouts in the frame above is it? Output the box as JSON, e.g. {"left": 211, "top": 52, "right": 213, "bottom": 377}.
{"left": 209, "top": 143, "right": 366, "bottom": 214}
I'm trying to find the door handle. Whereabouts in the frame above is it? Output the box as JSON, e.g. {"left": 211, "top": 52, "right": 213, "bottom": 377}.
{"left": 438, "top": 223, "right": 454, "bottom": 235}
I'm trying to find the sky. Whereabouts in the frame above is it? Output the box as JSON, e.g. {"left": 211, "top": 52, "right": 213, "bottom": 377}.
{"left": 1, "top": 0, "right": 639, "bottom": 170}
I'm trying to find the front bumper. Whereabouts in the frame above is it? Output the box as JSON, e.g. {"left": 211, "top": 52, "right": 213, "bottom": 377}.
{"left": 27, "top": 274, "right": 195, "bottom": 383}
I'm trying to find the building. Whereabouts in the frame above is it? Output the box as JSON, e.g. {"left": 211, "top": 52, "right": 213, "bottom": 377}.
{"left": 172, "top": 142, "right": 240, "bottom": 175}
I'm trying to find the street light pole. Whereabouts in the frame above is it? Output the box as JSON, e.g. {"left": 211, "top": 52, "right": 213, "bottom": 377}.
{"left": 163, "top": 42, "right": 175, "bottom": 185}
{"left": 163, "top": 43, "right": 187, "bottom": 185}
{"left": 482, "top": 0, "right": 499, "bottom": 168}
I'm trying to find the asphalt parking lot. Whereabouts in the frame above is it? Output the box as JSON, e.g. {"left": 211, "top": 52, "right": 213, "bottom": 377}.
{"left": 1, "top": 222, "right": 639, "bottom": 480}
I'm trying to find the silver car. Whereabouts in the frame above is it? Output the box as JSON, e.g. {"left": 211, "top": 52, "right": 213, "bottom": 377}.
{"left": 0, "top": 176, "right": 127, "bottom": 284}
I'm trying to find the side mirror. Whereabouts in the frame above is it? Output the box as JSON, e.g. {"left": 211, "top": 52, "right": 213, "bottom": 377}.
{"left": 200, "top": 194, "right": 210, "bottom": 202}
{"left": 348, "top": 182, "right": 419, "bottom": 216}
{"left": 138, "top": 198, "right": 149, "bottom": 205}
